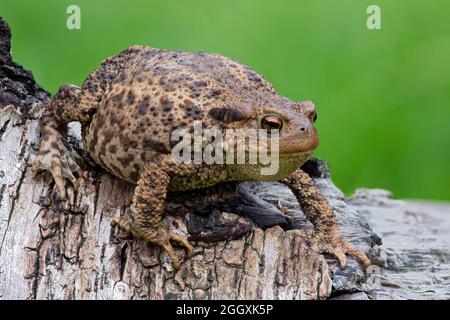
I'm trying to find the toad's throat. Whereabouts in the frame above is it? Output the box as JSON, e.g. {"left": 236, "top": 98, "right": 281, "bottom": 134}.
{"left": 225, "top": 150, "right": 314, "bottom": 182}
{"left": 168, "top": 151, "right": 313, "bottom": 191}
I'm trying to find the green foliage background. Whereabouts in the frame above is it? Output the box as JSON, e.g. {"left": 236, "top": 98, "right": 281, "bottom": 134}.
{"left": 1, "top": 0, "right": 449, "bottom": 200}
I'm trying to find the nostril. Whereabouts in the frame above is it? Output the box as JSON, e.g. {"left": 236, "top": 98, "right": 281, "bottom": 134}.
{"left": 300, "top": 127, "right": 306, "bottom": 132}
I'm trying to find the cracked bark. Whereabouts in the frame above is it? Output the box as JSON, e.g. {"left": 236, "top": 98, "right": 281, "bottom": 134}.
{"left": 0, "top": 18, "right": 332, "bottom": 300}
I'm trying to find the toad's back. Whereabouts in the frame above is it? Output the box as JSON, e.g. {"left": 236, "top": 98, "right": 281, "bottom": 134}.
{"left": 83, "top": 45, "right": 281, "bottom": 183}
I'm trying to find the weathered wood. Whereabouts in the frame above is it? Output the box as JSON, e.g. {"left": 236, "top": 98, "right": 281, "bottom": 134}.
{"left": 346, "top": 190, "right": 450, "bottom": 300}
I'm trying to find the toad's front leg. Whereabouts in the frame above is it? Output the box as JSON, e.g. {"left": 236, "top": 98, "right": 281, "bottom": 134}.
{"left": 111, "top": 158, "right": 194, "bottom": 270}
{"left": 283, "top": 169, "right": 371, "bottom": 269}
{"left": 32, "top": 84, "right": 90, "bottom": 200}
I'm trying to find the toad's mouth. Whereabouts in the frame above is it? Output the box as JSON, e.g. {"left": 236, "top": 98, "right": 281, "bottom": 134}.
{"left": 246, "top": 149, "right": 314, "bottom": 158}
{"left": 243, "top": 134, "right": 319, "bottom": 156}
{"left": 243, "top": 150, "right": 314, "bottom": 167}
{"left": 279, "top": 150, "right": 314, "bottom": 157}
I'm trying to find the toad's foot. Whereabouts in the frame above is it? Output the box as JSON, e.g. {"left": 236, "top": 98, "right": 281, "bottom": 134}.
{"left": 290, "top": 228, "right": 371, "bottom": 269}
{"left": 111, "top": 217, "right": 194, "bottom": 270}
{"left": 32, "top": 133, "right": 82, "bottom": 201}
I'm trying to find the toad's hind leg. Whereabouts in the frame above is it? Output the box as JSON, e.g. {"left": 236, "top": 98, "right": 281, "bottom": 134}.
{"left": 111, "top": 159, "right": 194, "bottom": 270}
{"left": 32, "top": 84, "right": 95, "bottom": 200}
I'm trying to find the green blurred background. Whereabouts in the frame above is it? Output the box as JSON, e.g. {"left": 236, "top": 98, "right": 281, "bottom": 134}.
{"left": 1, "top": 0, "right": 449, "bottom": 200}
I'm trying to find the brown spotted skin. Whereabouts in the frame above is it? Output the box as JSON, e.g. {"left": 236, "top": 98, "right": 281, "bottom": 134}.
{"left": 33, "top": 45, "right": 370, "bottom": 270}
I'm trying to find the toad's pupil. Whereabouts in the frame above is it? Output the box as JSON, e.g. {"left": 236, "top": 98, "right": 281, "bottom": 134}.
{"left": 262, "top": 115, "right": 283, "bottom": 130}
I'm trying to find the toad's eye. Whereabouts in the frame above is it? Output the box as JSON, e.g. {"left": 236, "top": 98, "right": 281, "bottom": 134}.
{"left": 312, "top": 112, "right": 317, "bottom": 122}
{"left": 260, "top": 114, "right": 283, "bottom": 131}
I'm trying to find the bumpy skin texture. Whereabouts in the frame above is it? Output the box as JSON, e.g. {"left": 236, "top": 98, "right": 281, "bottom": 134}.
{"left": 33, "top": 45, "right": 370, "bottom": 269}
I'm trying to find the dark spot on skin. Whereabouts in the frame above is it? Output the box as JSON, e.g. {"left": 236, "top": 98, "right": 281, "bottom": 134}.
{"left": 163, "top": 104, "right": 172, "bottom": 112}
{"left": 163, "top": 115, "right": 174, "bottom": 125}
{"left": 159, "top": 76, "right": 167, "bottom": 86}
{"left": 184, "top": 103, "right": 203, "bottom": 120}
{"left": 207, "top": 89, "right": 222, "bottom": 98}
{"left": 139, "top": 219, "right": 157, "bottom": 228}
{"left": 99, "top": 139, "right": 107, "bottom": 157}
{"left": 246, "top": 69, "right": 262, "bottom": 83}
{"left": 209, "top": 107, "right": 247, "bottom": 123}
{"left": 130, "top": 170, "right": 139, "bottom": 182}
{"left": 113, "top": 91, "right": 124, "bottom": 103}
{"left": 160, "top": 96, "right": 173, "bottom": 112}
{"left": 110, "top": 112, "right": 119, "bottom": 124}
{"left": 154, "top": 66, "right": 167, "bottom": 76}
{"left": 163, "top": 82, "right": 177, "bottom": 92}
{"left": 109, "top": 145, "right": 117, "bottom": 153}
{"left": 137, "top": 96, "right": 150, "bottom": 114}
{"left": 55, "top": 104, "right": 65, "bottom": 118}
{"left": 87, "top": 107, "right": 96, "bottom": 117}
{"left": 127, "top": 90, "right": 135, "bottom": 104}
{"left": 193, "top": 80, "right": 207, "bottom": 87}
{"left": 144, "top": 49, "right": 160, "bottom": 59}
{"left": 119, "top": 134, "right": 133, "bottom": 152}
{"left": 117, "top": 122, "right": 125, "bottom": 132}
{"left": 143, "top": 137, "right": 169, "bottom": 153}
{"left": 117, "top": 154, "right": 134, "bottom": 168}
{"left": 160, "top": 96, "right": 169, "bottom": 104}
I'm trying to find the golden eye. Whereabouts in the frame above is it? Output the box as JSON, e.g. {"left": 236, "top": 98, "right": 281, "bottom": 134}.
{"left": 260, "top": 114, "right": 283, "bottom": 131}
